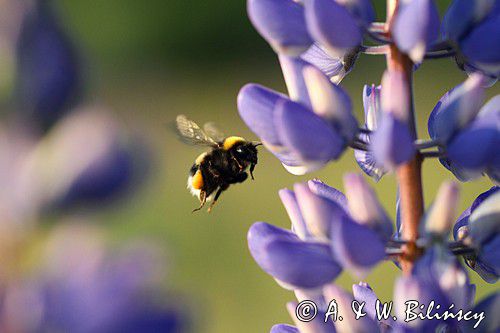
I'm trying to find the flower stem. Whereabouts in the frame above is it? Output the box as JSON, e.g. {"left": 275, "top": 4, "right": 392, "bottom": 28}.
{"left": 386, "top": 0, "right": 425, "bottom": 275}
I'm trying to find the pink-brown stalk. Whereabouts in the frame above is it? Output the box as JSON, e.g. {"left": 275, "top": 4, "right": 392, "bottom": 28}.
{"left": 386, "top": 0, "right": 424, "bottom": 274}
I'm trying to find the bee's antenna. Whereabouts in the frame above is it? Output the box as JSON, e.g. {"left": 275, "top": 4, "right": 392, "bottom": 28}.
{"left": 252, "top": 141, "right": 263, "bottom": 147}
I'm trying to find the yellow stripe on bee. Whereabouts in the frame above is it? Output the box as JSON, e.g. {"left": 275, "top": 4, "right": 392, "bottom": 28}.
{"left": 192, "top": 170, "right": 204, "bottom": 189}
{"left": 223, "top": 136, "right": 245, "bottom": 150}
{"left": 195, "top": 152, "right": 207, "bottom": 165}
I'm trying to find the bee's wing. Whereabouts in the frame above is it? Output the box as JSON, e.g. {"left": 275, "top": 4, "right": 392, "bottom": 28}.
{"left": 175, "top": 115, "right": 218, "bottom": 147}
{"left": 203, "top": 121, "right": 226, "bottom": 143}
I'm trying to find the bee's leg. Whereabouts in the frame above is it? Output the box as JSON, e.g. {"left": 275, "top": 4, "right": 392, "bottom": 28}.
{"left": 249, "top": 163, "right": 256, "bottom": 180}
{"left": 207, "top": 184, "right": 229, "bottom": 213}
{"left": 192, "top": 190, "right": 207, "bottom": 213}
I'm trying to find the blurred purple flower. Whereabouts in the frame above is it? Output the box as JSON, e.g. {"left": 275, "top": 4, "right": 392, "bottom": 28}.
{"left": 15, "top": 1, "right": 80, "bottom": 133}
{"left": 22, "top": 107, "right": 150, "bottom": 212}
{"left": 0, "top": 223, "right": 186, "bottom": 333}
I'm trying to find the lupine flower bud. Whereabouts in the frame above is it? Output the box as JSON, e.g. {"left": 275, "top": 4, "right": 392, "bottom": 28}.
{"left": 247, "top": 0, "right": 312, "bottom": 56}
{"left": 392, "top": 0, "right": 440, "bottom": 63}
{"left": 303, "top": 64, "right": 357, "bottom": 142}
{"left": 343, "top": 173, "right": 393, "bottom": 239}
{"left": 425, "top": 181, "right": 460, "bottom": 236}
{"left": 428, "top": 74, "right": 485, "bottom": 143}
{"left": 247, "top": 222, "right": 342, "bottom": 289}
{"left": 279, "top": 188, "right": 310, "bottom": 240}
{"left": 279, "top": 55, "right": 312, "bottom": 108}
{"left": 304, "top": 0, "right": 362, "bottom": 58}
{"left": 371, "top": 71, "right": 415, "bottom": 169}
{"left": 294, "top": 182, "right": 345, "bottom": 240}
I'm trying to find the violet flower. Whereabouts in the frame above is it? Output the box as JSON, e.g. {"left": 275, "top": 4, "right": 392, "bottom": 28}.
{"left": 0, "top": 223, "right": 186, "bottom": 333}
{"left": 238, "top": 60, "right": 357, "bottom": 175}
{"left": 428, "top": 75, "right": 499, "bottom": 182}
{"left": 248, "top": 176, "right": 392, "bottom": 289}
{"left": 15, "top": 0, "right": 80, "bottom": 133}
{"left": 238, "top": 1, "right": 500, "bottom": 332}
{"left": 442, "top": 0, "right": 500, "bottom": 81}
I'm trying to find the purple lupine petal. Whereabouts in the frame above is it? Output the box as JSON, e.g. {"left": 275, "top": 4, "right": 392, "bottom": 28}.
{"left": 425, "top": 181, "right": 460, "bottom": 236}
{"left": 479, "top": 236, "right": 500, "bottom": 276}
{"left": 363, "top": 84, "right": 382, "bottom": 130}
{"left": 301, "top": 44, "right": 346, "bottom": 83}
{"left": 303, "top": 64, "right": 357, "bottom": 142}
{"left": 438, "top": 156, "right": 482, "bottom": 182}
{"left": 336, "top": 0, "right": 375, "bottom": 26}
{"left": 352, "top": 282, "right": 380, "bottom": 322}
{"left": 248, "top": 222, "right": 342, "bottom": 289}
{"left": 468, "top": 190, "right": 500, "bottom": 247}
{"left": 343, "top": 173, "right": 393, "bottom": 239}
{"left": 392, "top": 0, "right": 440, "bottom": 63}
{"left": 453, "top": 187, "right": 500, "bottom": 283}
{"left": 459, "top": 292, "right": 500, "bottom": 333}
{"left": 461, "top": 14, "right": 500, "bottom": 64}
{"left": 478, "top": 95, "right": 500, "bottom": 119}
{"left": 279, "top": 188, "right": 310, "bottom": 240}
{"left": 304, "top": 0, "right": 362, "bottom": 58}
{"left": 381, "top": 70, "right": 410, "bottom": 122}
{"left": 447, "top": 126, "right": 499, "bottom": 170}
{"left": 393, "top": 275, "right": 439, "bottom": 332}
{"left": 279, "top": 55, "right": 312, "bottom": 108}
{"left": 286, "top": 302, "right": 336, "bottom": 333}
{"left": 428, "top": 74, "right": 485, "bottom": 143}
{"left": 355, "top": 85, "right": 386, "bottom": 181}
{"left": 323, "top": 284, "right": 379, "bottom": 332}
{"left": 294, "top": 182, "right": 347, "bottom": 240}
{"left": 442, "top": 0, "right": 497, "bottom": 41}
{"left": 371, "top": 112, "right": 415, "bottom": 170}
{"left": 330, "top": 215, "right": 385, "bottom": 278}
{"left": 307, "top": 179, "right": 348, "bottom": 212}
{"left": 414, "top": 246, "right": 474, "bottom": 311}
{"left": 354, "top": 148, "right": 385, "bottom": 182}
{"left": 275, "top": 99, "right": 345, "bottom": 163}
{"left": 247, "top": 0, "right": 312, "bottom": 55}
{"left": 270, "top": 324, "right": 299, "bottom": 333}
{"left": 238, "top": 83, "right": 288, "bottom": 146}
{"left": 294, "top": 288, "right": 328, "bottom": 313}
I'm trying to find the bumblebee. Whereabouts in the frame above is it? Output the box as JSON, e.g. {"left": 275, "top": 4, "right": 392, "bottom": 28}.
{"left": 176, "top": 115, "right": 260, "bottom": 212}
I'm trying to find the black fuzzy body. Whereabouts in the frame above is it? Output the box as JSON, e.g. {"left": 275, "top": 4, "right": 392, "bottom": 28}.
{"left": 190, "top": 141, "right": 258, "bottom": 200}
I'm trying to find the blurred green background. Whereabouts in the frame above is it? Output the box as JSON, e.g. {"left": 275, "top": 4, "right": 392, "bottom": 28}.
{"left": 50, "top": 1, "right": 499, "bottom": 332}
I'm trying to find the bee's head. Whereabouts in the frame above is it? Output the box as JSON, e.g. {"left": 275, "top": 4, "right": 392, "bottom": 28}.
{"left": 231, "top": 141, "right": 259, "bottom": 165}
